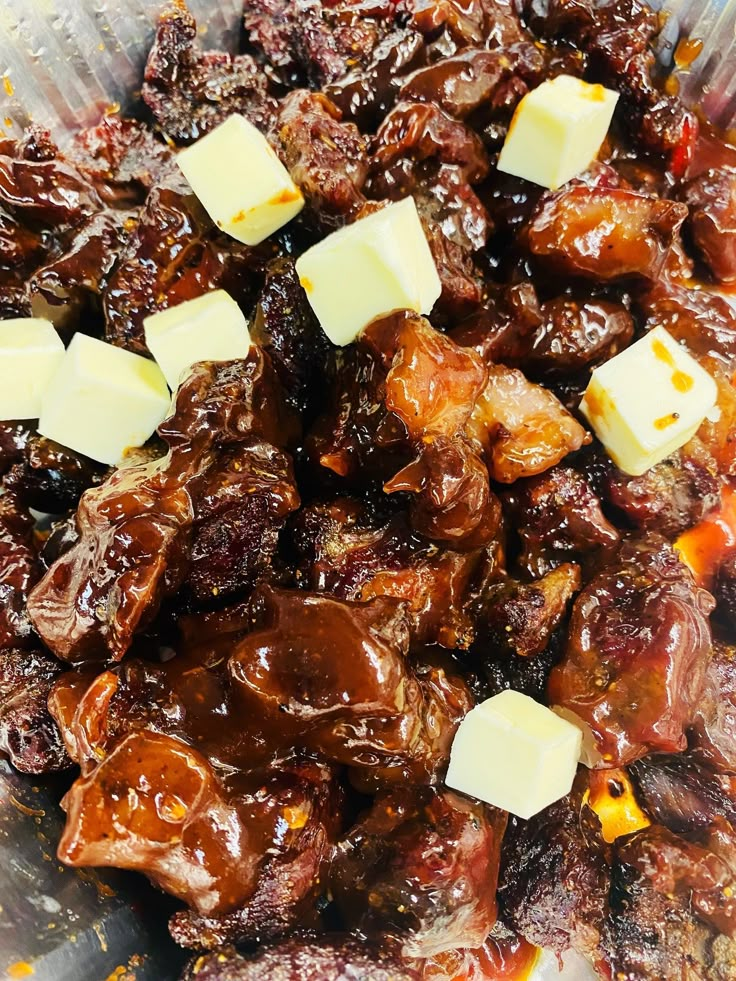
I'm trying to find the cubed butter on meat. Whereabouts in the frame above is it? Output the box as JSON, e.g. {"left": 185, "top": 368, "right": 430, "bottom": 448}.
{"left": 497, "top": 75, "right": 619, "bottom": 189}
{"left": 144, "top": 290, "right": 251, "bottom": 390}
{"left": 0, "top": 318, "right": 64, "bottom": 420}
{"left": 295, "top": 197, "right": 442, "bottom": 346}
{"left": 39, "top": 334, "right": 170, "bottom": 466}
{"left": 580, "top": 326, "right": 717, "bottom": 477}
{"left": 445, "top": 690, "right": 582, "bottom": 820}
{"left": 176, "top": 114, "right": 304, "bottom": 246}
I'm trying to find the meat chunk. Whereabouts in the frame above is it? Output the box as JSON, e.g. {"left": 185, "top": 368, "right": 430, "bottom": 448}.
{"left": 244, "top": 0, "right": 404, "bottom": 87}
{"left": 549, "top": 538, "right": 715, "bottom": 767}
{"left": 601, "top": 444, "right": 721, "bottom": 539}
{"left": 410, "top": 0, "right": 527, "bottom": 50}
{"left": 142, "top": 5, "right": 276, "bottom": 145}
{"left": 28, "top": 354, "right": 296, "bottom": 663}
{"left": 276, "top": 90, "right": 368, "bottom": 230}
{"left": 690, "top": 640, "right": 736, "bottom": 772}
{"left": 0, "top": 494, "right": 42, "bottom": 650}
{"left": 526, "top": 186, "right": 688, "bottom": 282}
{"left": 601, "top": 824, "right": 736, "bottom": 980}
{"left": 67, "top": 115, "right": 174, "bottom": 207}
{"left": 0, "top": 648, "right": 70, "bottom": 774}
{"left": 104, "top": 180, "right": 267, "bottom": 355}
{"left": 466, "top": 364, "right": 590, "bottom": 484}
{"left": 0, "top": 152, "right": 101, "bottom": 229}
{"left": 502, "top": 465, "right": 619, "bottom": 577}
{"left": 28, "top": 209, "right": 131, "bottom": 336}
{"left": 329, "top": 787, "right": 506, "bottom": 958}
{"left": 4, "top": 435, "right": 109, "bottom": 514}
{"left": 684, "top": 168, "right": 736, "bottom": 283}
{"left": 168, "top": 762, "right": 342, "bottom": 949}
{"left": 293, "top": 500, "right": 484, "bottom": 648}
{"left": 498, "top": 775, "right": 609, "bottom": 955}
{"left": 58, "top": 730, "right": 258, "bottom": 916}
{"left": 638, "top": 279, "right": 736, "bottom": 371}
{"left": 472, "top": 563, "right": 581, "bottom": 659}
{"left": 630, "top": 754, "right": 736, "bottom": 834}
{"left": 250, "top": 257, "right": 332, "bottom": 419}
{"left": 228, "top": 586, "right": 471, "bottom": 782}
{"left": 180, "top": 938, "right": 419, "bottom": 981}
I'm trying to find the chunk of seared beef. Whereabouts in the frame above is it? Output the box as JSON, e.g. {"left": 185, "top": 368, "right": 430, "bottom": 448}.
{"left": 0, "top": 647, "right": 70, "bottom": 774}
{"left": 329, "top": 787, "right": 506, "bottom": 958}
{"left": 179, "top": 937, "right": 419, "bottom": 981}
{"left": 630, "top": 754, "right": 736, "bottom": 834}
{"left": 472, "top": 563, "right": 581, "bottom": 659}
{"left": 690, "top": 640, "right": 736, "bottom": 772}
{"left": 0, "top": 494, "right": 42, "bottom": 650}
{"left": 498, "top": 774, "right": 609, "bottom": 955}
{"left": 142, "top": 5, "right": 276, "bottom": 144}
{"left": 683, "top": 167, "right": 736, "bottom": 283}
{"left": 4, "top": 435, "right": 109, "bottom": 513}
{"left": 601, "top": 824, "right": 736, "bottom": 980}
{"left": 501, "top": 465, "right": 619, "bottom": 577}
{"left": 549, "top": 538, "right": 714, "bottom": 766}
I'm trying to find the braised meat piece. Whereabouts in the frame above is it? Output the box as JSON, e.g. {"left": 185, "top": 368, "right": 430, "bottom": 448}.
{"left": 630, "top": 755, "right": 736, "bottom": 834}
{"left": 525, "top": 186, "right": 689, "bottom": 282}
{"left": 683, "top": 168, "right": 736, "bottom": 283}
{"left": 229, "top": 586, "right": 471, "bottom": 782}
{"left": 4, "top": 435, "right": 109, "bottom": 513}
{"left": 27, "top": 209, "right": 132, "bottom": 336}
{"left": 498, "top": 775, "right": 609, "bottom": 955}
{"left": 398, "top": 45, "right": 544, "bottom": 120}
{"left": 187, "top": 440, "right": 300, "bottom": 601}
{"left": 250, "top": 257, "right": 332, "bottom": 419}
{"left": 67, "top": 115, "right": 174, "bottom": 207}
{"left": 0, "top": 647, "right": 70, "bottom": 774}
{"left": 329, "top": 787, "right": 506, "bottom": 957}
{"left": 276, "top": 90, "right": 368, "bottom": 230}
{"left": 0, "top": 151, "right": 101, "bottom": 229}
{"left": 714, "top": 553, "right": 736, "bottom": 632}
{"left": 600, "top": 444, "right": 721, "bottom": 539}
{"left": 28, "top": 354, "right": 297, "bottom": 663}
{"left": 410, "top": 0, "right": 528, "bottom": 51}
{"left": 502, "top": 465, "right": 619, "bottom": 577}
{"left": 169, "top": 762, "right": 343, "bottom": 949}
{"left": 104, "top": 178, "right": 269, "bottom": 355}
{"left": 0, "top": 494, "right": 42, "bottom": 650}
{"left": 293, "top": 500, "right": 485, "bottom": 648}
{"left": 601, "top": 824, "right": 736, "bottom": 980}
{"left": 465, "top": 363, "right": 589, "bottom": 483}
{"left": 638, "top": 279, "right": 736, "bottom": 370}
{"left": 690, "top": 640, "right": 736, "bottom": 772}
{"left": 472, "top": 563, "right": 581, "bottom": 659}
{"left": 0, "top": 420, "right": 31, "bottom": 475}
{"left": 180, "top": 938, "right": 419, "bottom": 981}
{"left": 549, "top": 538, "right": 715, "bottom": 767}
{"left": 523, "top": 297, "right": 634, "bottom": 380}
{"left": 142, "top": 5, "right": 277, "bottom": 144}
{"left": 243, "top": 0, "right": 405, "bottom": 88}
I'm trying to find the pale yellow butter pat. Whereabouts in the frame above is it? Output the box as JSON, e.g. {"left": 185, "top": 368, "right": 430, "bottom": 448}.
{"left": 144, "top": 290, "right": 252, "bottom": 390}
{"left": 445, "top": 690, "right": 581, "bottom": 820}
{"left": 177, "top": 114, "right": 304, "bottom": 246}
{"left": 295, "top": 197, "right": 441, "bottom": 346}
{"left": 497, "top": 75, "right": 619, "bottom": 189}
{"left": 580, "top": 326, "right": 717, "bottom": 477}
{"left": 0, "top": 318, "right": 64, "bottom": 421}
{"left": 39, "top": 334, "right": 170, "bottom": 466}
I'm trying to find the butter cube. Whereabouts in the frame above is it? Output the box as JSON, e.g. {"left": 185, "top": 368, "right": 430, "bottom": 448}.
{"left": 39, "top": 334, "right": 170, "bottom": 466}
{"left": 295, "top": 197, "right": 442, "bottom": 345}
{"left": 445, "top": 690, "right": 582, "bottom": 820}
{"left": 498, "top": 75, "right": 619, "bottom": 190}
{"left": 0, "top": 318, "right": 64, "bottom": 420}
{"left": 144, "top": 290, "right": 251, "bottom": 390}
{"left": 176, "top": 114, "right": 304, "bottom": 246}
{"left": 580, "top": 326, "right": 717, "bottom": 476}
